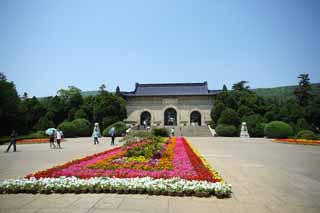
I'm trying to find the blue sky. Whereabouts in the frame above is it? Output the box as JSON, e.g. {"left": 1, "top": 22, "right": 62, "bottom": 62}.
{"left": 1, "top": 0, "right": 320, "bottom": 97}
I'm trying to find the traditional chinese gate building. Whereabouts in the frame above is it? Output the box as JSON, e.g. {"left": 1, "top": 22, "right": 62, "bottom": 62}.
{"left": 121, "top": 82, "right": 220, "bottom": 127}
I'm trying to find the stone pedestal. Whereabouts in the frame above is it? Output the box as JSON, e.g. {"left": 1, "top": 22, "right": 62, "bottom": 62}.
{"left": 240, "top": 122, "right": 250, "bottom": 138}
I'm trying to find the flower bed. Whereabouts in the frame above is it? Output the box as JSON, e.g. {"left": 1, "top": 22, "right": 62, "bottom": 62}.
{"left": 0, "top": 137, "right": 231, "bottom": 197}
{"left": 16, "top": 138, "right": 65, "bottom": 144}
{"left": 273, "top": 139, "right": 320, "bottom": 145}
{"left": 16, "top": 138, "right": 49, "bottom": 144}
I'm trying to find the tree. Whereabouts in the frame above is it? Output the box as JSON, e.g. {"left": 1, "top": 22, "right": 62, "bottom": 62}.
{"left": 294, "top": 74, "right": 312, "bottom": 106}
{"left": 0, "top": 72, "right": 7, "bottom": 81}
{"left": 34, "top": 116, "right": 55, "bottom": 131}
{"left": 82, "top": 96, "right": 95, "bottom": 122}
{"left": 46, "top": 96, "right": 67, "bottom": 125}
{"left": 232, "top": 81, "right": 250, "bottom": 91}
{"left": 57, "top": 86, "right": 83, "bottom": 108}
{"left": 0, "top": 73, "right": 21, "bottom": 135}
{"left": 237, "top": 105, "right": 252, "bottom": 118}
{"left": 304, "top": 95, "right": 320, "bottom": 132}
{"left": 218, "top": 108, "right": 240, "bottom": 127}
{"left": 278, "top": 106, "right": 290, "bottom": 123}
{"left": 93, "top": 93, "right": 127, "bottom": 129}
{"left": 210, "top": 101, "right": 225, "bottom": 127}
{"left": 99, "top": 84, "right": 106, "bottom": 94}
{"left": 22, "top": 92, "right": 28, "bottom": 100}
{"left": 222, "top": 84, "right": 228, "bottom": 92}
{"left": 115, "top": 86, "right": 121, "bottom": 96}
{"left": 57, "top": 86, "right": 83, "bottom": 120}
{"left": 74, "top": 108, "right": 88, "bottom": 119}
{"left": 20, "top": 96, "right": 46, "bottom": 132}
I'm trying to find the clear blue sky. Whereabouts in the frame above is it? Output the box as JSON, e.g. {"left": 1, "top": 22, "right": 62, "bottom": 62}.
{"left": 1, "top": 0, "right": 320, "bottom": 97}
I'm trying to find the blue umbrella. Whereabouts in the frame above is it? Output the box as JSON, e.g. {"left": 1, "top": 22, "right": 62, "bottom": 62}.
{"left": 45, "top": 128, "right": 57, "bottom": 135}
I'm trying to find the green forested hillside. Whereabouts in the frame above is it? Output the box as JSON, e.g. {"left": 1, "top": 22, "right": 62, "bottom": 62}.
{"left": 80, "top": 83, "right": 320, "bottom": 100}
{"left": 81, "top": 90, "right": 100, "bottom": 97}
{"left": 252, "top": 83, "right": 320, "bottom": 100}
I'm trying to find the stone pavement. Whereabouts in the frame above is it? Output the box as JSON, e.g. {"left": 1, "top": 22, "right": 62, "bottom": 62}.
{"left": 0, "top": 137, "right": 320, "bottom": 213}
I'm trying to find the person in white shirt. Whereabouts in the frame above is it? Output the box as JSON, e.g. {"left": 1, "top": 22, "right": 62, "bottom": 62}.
{"left": 55, "top": 128, "right": 63, "bottom": 149}
{"left": 171, "top": 127, "right": 175, "bottom": 137}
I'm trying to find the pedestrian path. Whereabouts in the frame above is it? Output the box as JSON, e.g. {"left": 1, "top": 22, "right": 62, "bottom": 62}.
{"left": 0, "top": 137, "right": 320, "bottom": 212}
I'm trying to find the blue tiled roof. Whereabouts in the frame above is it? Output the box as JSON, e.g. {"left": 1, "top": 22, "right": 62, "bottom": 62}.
{"left": 121, "top": 82, "right": 220, "bottom": 97}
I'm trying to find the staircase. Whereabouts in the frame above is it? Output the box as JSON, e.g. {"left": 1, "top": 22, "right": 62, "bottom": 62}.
{"left": 131, "top": 126, "right": 213, "bottom": 137}
{"left": 165, "top": 126, "right": 213, "bottom": 137}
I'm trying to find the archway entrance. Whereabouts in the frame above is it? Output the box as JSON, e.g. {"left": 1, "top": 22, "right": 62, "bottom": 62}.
{"left": 140, "top": 111, "right": 151, "bottom": 126}
{"left": 190, "top": 111, "right": 201, "bottom": 126}
{"left": 164, "top": 108, "right": 177, "bottom": 126}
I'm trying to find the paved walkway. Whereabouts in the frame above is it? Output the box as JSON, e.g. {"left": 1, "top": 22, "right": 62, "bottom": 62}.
{"left": 0, "top": 137, "right": 320, "bottom": 213}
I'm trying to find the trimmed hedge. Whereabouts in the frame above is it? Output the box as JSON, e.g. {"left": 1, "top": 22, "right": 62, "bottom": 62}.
{"left": 103, "top": 121, "right": 128, "bottom": 137}
{"left": 0, "top": 131, "right": 47, "bottom": 145}
{"left": 152, "top": 128, "right": 169, "bottom": 137}
{"left": 296, "top": 130, "right": 316, "bottom": 140}
{"left": 264, "top": 121, "right": 293, "bottom": 138}
{"left": 58, "top": 121, "right": 77, "bottom": 138}
{"left": 215, "top": 124, "right": 237, "bottom": 137}
{"left": 71, "top": 119, "right": 91, "bottom": 137}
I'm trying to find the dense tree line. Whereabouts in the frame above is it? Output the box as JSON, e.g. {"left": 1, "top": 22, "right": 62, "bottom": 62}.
{"left": 0, "top": 73, "right": 126, "bottom": 137}
{"left": 211, "top": 74, "right": 320, "bottom": 137}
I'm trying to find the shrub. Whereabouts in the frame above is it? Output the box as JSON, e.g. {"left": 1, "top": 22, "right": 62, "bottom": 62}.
{"left": 103, "top": 121, "right": 128, "bottom": 137}
{"left": 121, "top": 131, "right": 162, "bottom": 145}
{"left": 296, "top": 130, "right": 316, "bottom": 140}
{"left": 241, "top": 114, "right": 266, "bottom": 137}
{"left": 71, "top": 119, "right": 91, "bottom": 137}
{"left": 33, "top": 116, "right": 55, "bottom": 131}
{"left": 152, "top": 128, "right": 169, "bottom": 137}
{"left": 218, "top": 108, "right": 240, "bottom": 127}
{"left": 0, "top": 131, "right": 47, "bottom": 145}
{"left": 215, "top": 124, "right": 237, "bottom": 137}
{"left": 26, "top": 131, "right": 47, "bottom": 139}
{"left": 264, "top": 121, "right": 294, "bottom": 138}
{"left": 58, "top": 121, "right": 77, "bottom": 137}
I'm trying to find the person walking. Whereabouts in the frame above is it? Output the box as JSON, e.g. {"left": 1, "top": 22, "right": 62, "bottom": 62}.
{"left": 109, "top": 127, "right": 116, "bottom": 145}
{"left": 55, "top": 128, "right": 63, "bottom": 149}
{"left": 6, "top": 130, "right": 17, "bottom": 152}
{"left": 49, "top": 130, "right": 56, "bottom": 149}
{"left": 92, "top": 124, "right": 100, "bottom": 145}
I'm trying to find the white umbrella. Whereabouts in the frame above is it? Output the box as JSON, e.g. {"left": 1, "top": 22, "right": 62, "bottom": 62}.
{"left": 45, "top": 128, "right": 57, "bottom": 135}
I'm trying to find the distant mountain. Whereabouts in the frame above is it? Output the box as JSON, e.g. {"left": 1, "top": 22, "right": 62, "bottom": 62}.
{"left": 251, "top": 83, "right": 320, "bottom": 100}
{"left": 80, "top": 83, "right": 320, "bottom": 100}
{"left": 81, "top": 90, "right": 100, "bottom": 97}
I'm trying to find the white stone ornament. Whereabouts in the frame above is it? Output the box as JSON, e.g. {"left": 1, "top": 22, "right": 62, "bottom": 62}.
{"left": 240, "top": 122, "right": 250, "bottom": 138}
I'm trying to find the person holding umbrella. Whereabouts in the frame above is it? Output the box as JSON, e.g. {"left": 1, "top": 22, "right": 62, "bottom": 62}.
{"left": 46, "top": 128, "right": 57, "bottom": 149}
{"left": 49, "top": 130, "right": 56, "bottom": 148}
